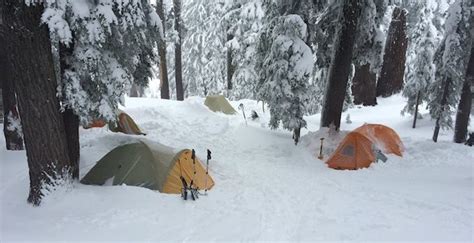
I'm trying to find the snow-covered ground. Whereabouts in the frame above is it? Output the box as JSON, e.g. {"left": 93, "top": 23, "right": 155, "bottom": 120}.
{"left": 1, "top": 95, "right": 473, "bottom": 242}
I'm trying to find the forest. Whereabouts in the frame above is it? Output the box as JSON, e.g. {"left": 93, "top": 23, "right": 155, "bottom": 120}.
{"left": 1, "top": 0, "right": 473, "bottom": 241}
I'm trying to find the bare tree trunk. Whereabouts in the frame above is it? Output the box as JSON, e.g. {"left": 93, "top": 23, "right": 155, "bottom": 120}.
{"left": 454, "top": 47, "right": 473, "bottom": 143}
{"left": 377, "top": 7, "right": 408, "bottom": 97}
{"left": 156, "top": 0, "right": 170, "bottom": 100}
{"left": 2, "top": 0, "right": 71, "bottom": 205}
{"left": 320, "top": 0, "right": 362, "bottom": 130}
{"left": 59, "top": 43, "right": 80, "bottom": 179}
{"left": 174, "top": 0, "right": 184, "bottom": 101}
{"left": 1, "top": 41, "right": 24, "bottom": 150}
{"left": 351, "top": 64, "right": 377, "bottom": 106}
{"left": 433, "top": 77, "right": 451, "bottom": 143}
{"left": 412, "top": 91, "right": 421, "bottom": 129}
{"left": 226, "top": 32, "right": 235, "bottom": 91}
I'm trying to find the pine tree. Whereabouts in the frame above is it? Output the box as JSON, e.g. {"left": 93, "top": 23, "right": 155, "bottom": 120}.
{"left": 42, "top": 0, "right": 162, "bottom": 123}
{"left": 454, "top": 46, "right": 473, "bottom": 143}
{"left": 376, "top": 6, "right": 408, "bottom": 97}
{"left": 320, "top": 0, "right": 362, "bottom": 130}
{"left": 257, "top": 14, "right": 313, "bottom": 145}
{"left": 224, "top": 0, "right": 264, "bottom": 100}
{"left": 351, "top": 0, "right": 387, "bottom": 106}
{"left": 402, "top": 2, "right": 437, "bottom": 128}
{"left": 182, "top": 0, "right": 227, "bottom": 96}
{"left": 429, "top": 0, "right": 472, "bottom": 142}
{"left": 2, "top": 0, "right": 71, "bottom": 205}
{"left": 173, "top": 0, "right": 184, "bottom": 100}
{"left": 157, "top": 0, "right": 170, "bottom": 99}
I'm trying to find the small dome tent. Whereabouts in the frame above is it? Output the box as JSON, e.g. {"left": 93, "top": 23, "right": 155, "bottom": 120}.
{"left": 81, "top": 141, "right": 214, "bottom": 193}
{"left": 204, "top": 95, "right": 237, "bottom": 115}
{"left": 83, "top": 110, "right": 145, "bottom": 135}
{"left": 326, "top": 124, "right": 404, "bottom": 170}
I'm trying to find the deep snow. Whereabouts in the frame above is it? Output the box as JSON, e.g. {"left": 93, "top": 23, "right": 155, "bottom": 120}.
{"left": 1, "top": 95, "right": 473, "bottom": 242}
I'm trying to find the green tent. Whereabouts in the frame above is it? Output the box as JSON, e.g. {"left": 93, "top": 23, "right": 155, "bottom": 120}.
{"left": 204, "top": 95, "right": 237, "bottom": 115}
{"left": 80, "top": 141, "right": 214, "bottom": 193}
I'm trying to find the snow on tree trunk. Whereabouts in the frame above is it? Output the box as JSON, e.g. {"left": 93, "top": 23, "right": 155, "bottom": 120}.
{"left": 351, "top": 64, "right": 377, "bottom": 106}
{"left": 454, "top": 46, "right": 473, "bottom": 143}
{"left": 157, "top": 0, "right": 170, "bottom": 100}
{"left": 2, "top": 0, "right": 71, "bottom": 205}
{"left": 320, "top": 0, "right": 362, "bottom": 130}
{"left": 377, "top": 7, "right": 408, "bottom": 97}
{"left": 174, "top": 0, "right": 184, "bottom": 101}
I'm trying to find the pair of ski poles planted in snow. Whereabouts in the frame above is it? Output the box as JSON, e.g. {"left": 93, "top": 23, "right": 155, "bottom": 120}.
{"left": 180, "top": 149, "right": 212, "bottom": 201}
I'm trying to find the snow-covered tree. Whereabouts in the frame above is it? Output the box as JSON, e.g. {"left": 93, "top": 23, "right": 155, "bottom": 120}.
{"left": 225, "top": 0, "right": 264, "bottom": 100}
{"left": 257, "top": 14, "right": 313, "bottom": 145}
{"left": 182, "top": 0, "right": 227, "bottom": 96}
{"left": 42, "top": 0, "right": 162, "bottom": 123}
{"left": 429, "top": 0, "right": 472, "bottom": 142}
{"left": 402, "top": 1, "right": 438, "bottom": 127}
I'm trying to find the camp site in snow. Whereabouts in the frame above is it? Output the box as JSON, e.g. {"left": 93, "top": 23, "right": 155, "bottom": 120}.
{"left": 1, "top": 0, "right": 473, "bottom": 242}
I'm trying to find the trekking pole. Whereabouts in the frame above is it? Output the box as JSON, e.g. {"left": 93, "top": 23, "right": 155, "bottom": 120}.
{"left": 238, "top": 103, "right": 247, "bottom": 126}
{"left": 190, "top": 149, "right": 198, "bottom": 200}
{"left": 318, "top": 138, "right": 324, "bottom": 160}
{"left": 204, "top": 149, "right": 212, "bottom": 195}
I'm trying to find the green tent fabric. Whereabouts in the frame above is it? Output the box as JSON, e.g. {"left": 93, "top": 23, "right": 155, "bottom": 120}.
{"left": 204, "top": 95, "right": 237, "bottom": 115}
{"left": 80, "top": 140, "right": 215, "bottom": 193}
{"left": 81, "top": 141, "right": 177, "bottom": 191}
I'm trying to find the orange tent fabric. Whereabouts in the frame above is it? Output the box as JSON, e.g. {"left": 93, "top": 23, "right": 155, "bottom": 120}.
{"left": 326, "top": 124, "right": 404, "bottom": 170}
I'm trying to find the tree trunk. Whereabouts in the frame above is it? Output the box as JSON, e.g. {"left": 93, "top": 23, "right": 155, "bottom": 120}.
{"left": 156, "top": 0, "right": 170, "bottom": 100}
{"left": 320, "top": 0, "right": 362, "bottom": 130}
{"left": 1, "top": 44, "right": 24, "bottom": 150}
{"left": 2, "top": 0, "right": 71, "bottom": 205}
{"left": 377, "top": 7, "right": 408, "bottom": 97}
{"left": 351, "top": 64, "right": 377, "bottom": 106}
{"left": 433, "top": 77, "right": 451, "bottom": 143}
{"left": 59, "top": 43, "right": 80, "bottom": 179}
{"left": 62, "top": 109, "right": 79, "bottom": 179}
{"left": 129, "top": 83, "right": 143, "bottom": 97}
{"left": 412, "top": 91, "right": 421, "bottom": 129}
{"left": 174, "top": 0, "right": 184, "bottom": 101}
{"left": 454, "top": 47, "right": 473, "bottom": 143}
{"left": 227, "top": 32, "right": 235, "bottom": 91}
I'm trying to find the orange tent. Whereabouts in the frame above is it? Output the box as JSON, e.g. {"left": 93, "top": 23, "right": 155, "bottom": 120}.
{"left": 83, "top": 111, "right": 145, "bottom": 135}
{"left": 326, "top": 124, "right": 404, "bottom": 170}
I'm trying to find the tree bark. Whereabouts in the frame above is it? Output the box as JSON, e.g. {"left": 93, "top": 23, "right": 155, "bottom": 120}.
{"left": 1, "top": 42, "right": 24, "bottom": 150}
{"left": 59, "top": 42, "right": 80, "bottom": 179}
{"left": 351, "top": 64, "right": 377, "bottom": 106}
{"left": 412, "top": 91, "right": 421, "bottom": 129}
{"left": 433, "top": 77, "right": 451, "bottom": 143}
{"left": 226, "top": 32, "right": 235, "bottom": 91}
{"left": 377, "top": 7, "right": 408, "bottom": 97}
{"left": 174, "top": 0, "right": 184, "bottom": 101}
{"left": 2, "top": 0, "right": 71, "bottom": 205}
{"left": 454, "top": 46, "right": 473, "bottom": 143}
{"left": 320, "top": 0, "right": 362, "bottom": 130}
{"left": 156, "top": 0, "right": 170, "bottom": 100}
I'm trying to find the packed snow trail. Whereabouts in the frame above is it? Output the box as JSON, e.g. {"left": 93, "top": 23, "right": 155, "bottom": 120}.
{"left": 1, "top": 95, "right": 473, "bottom": 241}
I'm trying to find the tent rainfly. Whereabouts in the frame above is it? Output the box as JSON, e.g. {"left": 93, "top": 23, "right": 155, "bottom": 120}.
{"left": 81, "top": 141, "right": 214, "bottom": 193}
{"left": 204, "top": 95, "right": 237, "bottom": 115}
{"left": 326, "top": 124, "right": 404, "bottom": 170}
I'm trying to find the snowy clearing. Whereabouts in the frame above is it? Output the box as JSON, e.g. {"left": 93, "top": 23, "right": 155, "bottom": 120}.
{"left": 1, "top": 95, "right": 473, "bottom": 242}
